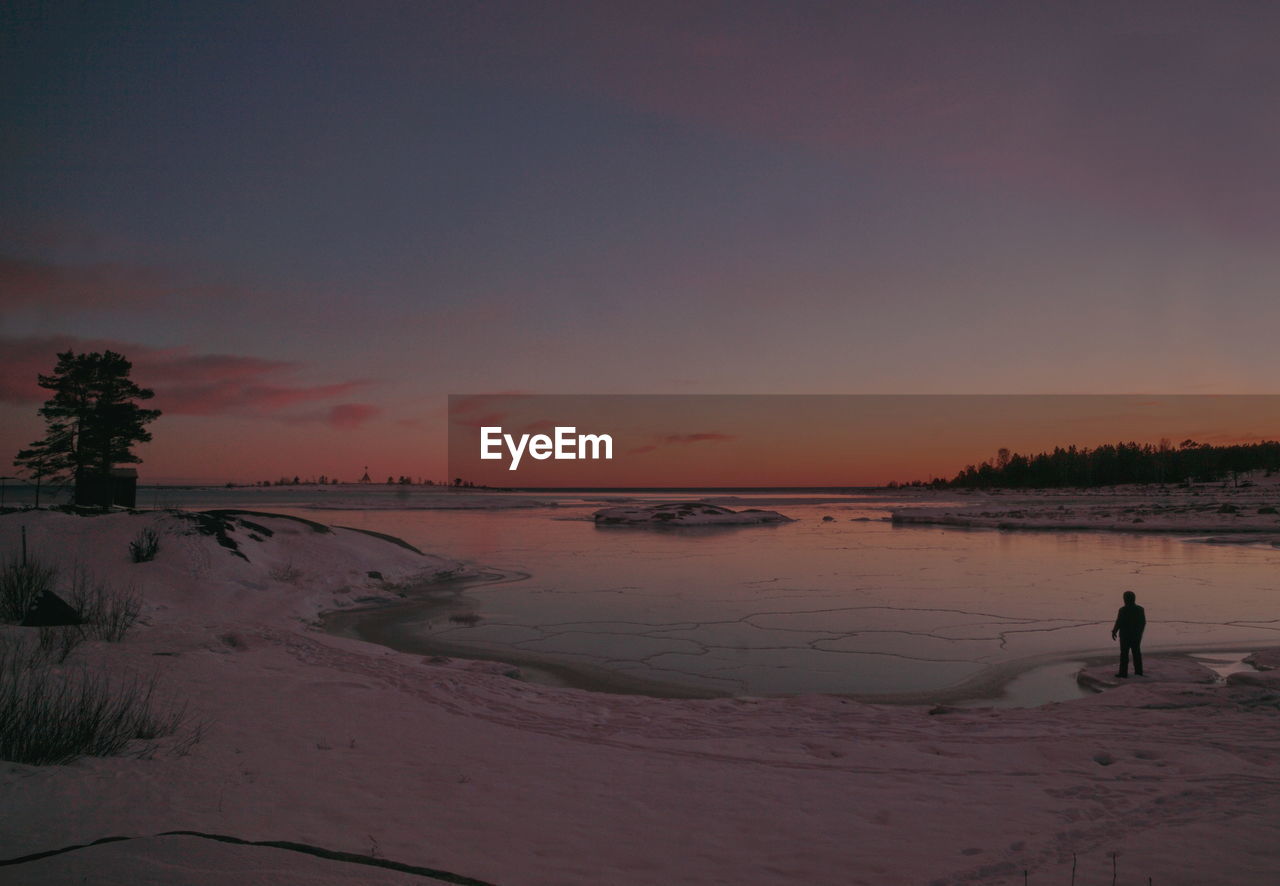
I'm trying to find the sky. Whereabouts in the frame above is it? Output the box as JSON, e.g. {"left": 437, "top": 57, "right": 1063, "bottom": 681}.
{"left": 3, "top": 1, "right": 1280, "bottom": 483}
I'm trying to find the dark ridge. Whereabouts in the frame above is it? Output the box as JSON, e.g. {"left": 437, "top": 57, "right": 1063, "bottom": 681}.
{"left": 336, "top": 525, "right": 424, "bottom": 554}
{"left": 202, "top": 509, "right": 333, "bottom": 533}
{"left": 0, "top": 830, "right": 499, "bottom": 885}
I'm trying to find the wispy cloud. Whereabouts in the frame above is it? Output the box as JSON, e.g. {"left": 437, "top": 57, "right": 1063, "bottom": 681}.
{"left": 446, "top": 392, "right": 535, "bottom": 428}
{"left": 1, "top": 257, "right": 161, "bottom": 309}
{"left": 326, "top": 403, "right": 382, "bottom": 430}
{"left": 662, "top": 433, "right": 733, "bottom": 445}
{"left": 454, "top": 2, "right": 1280, "bottom": 236}
{"left": 627, "top": 431, "right": 734, "bottom": 455}
{"left": 0, "top": 334, "right": 375, "bottom": 421}
{"left": 282, "top": 402, "right": 383, "bottom": 430}
{"left": 0, "top": 256, "right": 244, "bottom": 310}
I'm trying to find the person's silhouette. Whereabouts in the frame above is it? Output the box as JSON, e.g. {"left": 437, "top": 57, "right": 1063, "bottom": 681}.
{"left": 1110, "top": 590, "right": 1146, "bottom": 678}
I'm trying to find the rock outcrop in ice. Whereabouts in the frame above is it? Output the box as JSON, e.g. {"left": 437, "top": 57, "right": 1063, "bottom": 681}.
{"left": 593, "top": 502, "right": 793, "bottom": 526}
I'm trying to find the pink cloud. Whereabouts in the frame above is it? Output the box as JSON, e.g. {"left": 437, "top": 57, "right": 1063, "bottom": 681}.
{"left": 451, "top": 410, "right": 508, "bottom": 429}
{"left": 0, "top": 257, "right": 244, "bottom": 310}
{"left": 328, "top": 403, "right": 382, "bottom": 430}
{"left": 627, "top": 431, "right": 734, "bottom": 455}
{"left": 0, "top": 334, "right": 375, "bottom": 419}
{"left": 0, "top": 257, "right": 159, "bottom": 309}
{"left": 0, "top": 336, "right": 63, "bottom": 403}
{"left": 449, "top": 392, "right": 532, "bottom": 412}
{"left": 447, "top": 392, "right": 537, "bottom": 429}
{"left": 157, "top": 379, "right": 368, "bottom": 415}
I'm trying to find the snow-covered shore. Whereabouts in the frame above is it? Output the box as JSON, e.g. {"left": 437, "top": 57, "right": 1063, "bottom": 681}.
{"left": 891, "top": 479, "right": 1280, "bottom": 542}
{"left": 2, "top": 509, "right": 1279, "bottom": 886}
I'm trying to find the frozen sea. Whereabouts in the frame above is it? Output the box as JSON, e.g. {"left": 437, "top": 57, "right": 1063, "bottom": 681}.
{"left": 123, "top": 484, "right": 1280, "bottom": 704}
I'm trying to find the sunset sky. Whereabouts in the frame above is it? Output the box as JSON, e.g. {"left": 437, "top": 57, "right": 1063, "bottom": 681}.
{"left": 4, "top": 2, "right": 1280, "bottom": 483}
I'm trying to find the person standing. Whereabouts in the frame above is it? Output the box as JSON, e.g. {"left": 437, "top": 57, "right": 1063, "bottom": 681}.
{"left": 1111, "top": 590, "right": 1146, "bottom": 678}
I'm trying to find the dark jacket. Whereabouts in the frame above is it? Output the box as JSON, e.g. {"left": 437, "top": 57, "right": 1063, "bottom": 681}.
{"left": 1113, "top": 603, "right": 1146, "bottom": 639}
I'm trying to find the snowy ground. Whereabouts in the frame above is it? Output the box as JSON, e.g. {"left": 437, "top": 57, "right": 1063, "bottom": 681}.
{"left": 1, "top": 509, "right": 1278, "bottom": 886}
{"left": 891, "top": 475, "right": 1280, "bottom": 543}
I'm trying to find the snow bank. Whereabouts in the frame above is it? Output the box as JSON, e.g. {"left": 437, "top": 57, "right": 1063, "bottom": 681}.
{"left": 593, "top": 501, "right": 793, "bottom": 526}
{"left": 1229, "top": 648, "right": 1280, "bottom": 688}
{"left": 1076, "top": 657, "right": 1217, "bottom": 691}
{"left": 892, "top": 486, "right": 1280, "bottom": 535}
{"left": 0, "top": 508, "right": 464, "bottom": 625}
{"left": 1245, "top": 647, "right": 1280, "bottom": 670}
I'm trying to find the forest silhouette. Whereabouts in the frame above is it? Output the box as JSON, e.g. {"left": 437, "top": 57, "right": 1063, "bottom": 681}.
{"left": 894, "top": 439, "right": 1280, "bottom": 489}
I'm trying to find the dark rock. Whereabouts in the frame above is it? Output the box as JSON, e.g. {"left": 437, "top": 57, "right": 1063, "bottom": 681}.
{"left": 20, "top": 590, "right": 83, "bottom": 627}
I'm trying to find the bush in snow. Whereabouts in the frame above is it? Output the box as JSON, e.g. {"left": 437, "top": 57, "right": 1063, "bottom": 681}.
{"left": 0, "top": 633, "right": 191, "bottom": 765}
{"left": 67, "top": 565, "right": 141, "bottom": 642}
{"left": 35, "top": 625, "right": 84, "bottom": 663}
{"left": 0, "top": 556, "right": 56, "bottom": 623}
{"left": 128, "top": 527, "right": 160, "bottom": 562}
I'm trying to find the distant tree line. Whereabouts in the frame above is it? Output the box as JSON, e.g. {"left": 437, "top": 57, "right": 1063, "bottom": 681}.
{"left": 890, "top": 439, "right": 1280, "bottom": 490}
{"left": 237, "top": 476, "right": 444, "bottom": 487}
{"left": 227, "top": 476, "right": 483, "bottom": 488}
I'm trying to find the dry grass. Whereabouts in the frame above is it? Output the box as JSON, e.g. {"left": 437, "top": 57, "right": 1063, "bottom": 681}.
{"left": 128, "top": 527, "right": 161, "bottom": 562}
{"left": 67, "top": 565, "right": 141, "bottom": 642}
{"left": 0, "top": 633, "right": 193, "bottom": 765}
{"left": 0, "top": 556, "right": 56, "bottom": 623}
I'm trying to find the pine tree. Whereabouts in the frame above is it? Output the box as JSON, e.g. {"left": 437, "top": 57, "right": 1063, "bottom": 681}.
{"left": 13, "top": 351, "right": 161, "bottom": 504}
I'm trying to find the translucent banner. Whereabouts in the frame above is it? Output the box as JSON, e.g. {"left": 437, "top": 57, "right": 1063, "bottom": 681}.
{"left": 447, "top": 394, "right": 1280, "bottom": 488}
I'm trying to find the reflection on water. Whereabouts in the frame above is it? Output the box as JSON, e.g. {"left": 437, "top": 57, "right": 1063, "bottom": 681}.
{"left": 1187, "top": 650, "right": 1255, "bottom": 680}
{"left": 957, "top": 661, "right": 1093, "bottom": 708}
{"left": 254, "top": 493, "right": 1280, "bottom": 701}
